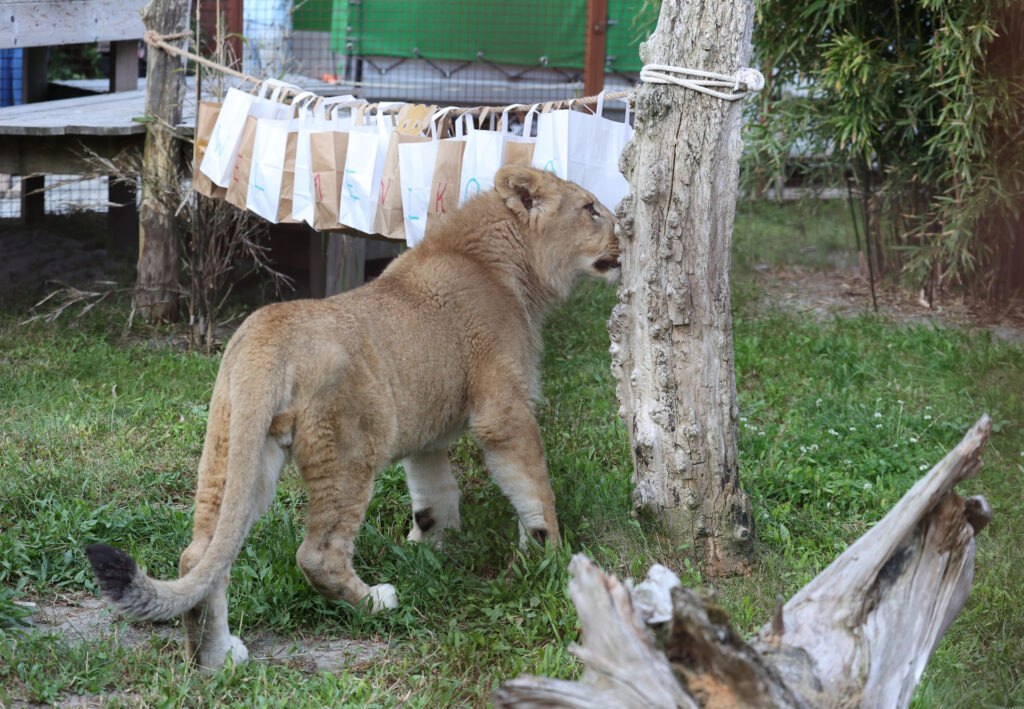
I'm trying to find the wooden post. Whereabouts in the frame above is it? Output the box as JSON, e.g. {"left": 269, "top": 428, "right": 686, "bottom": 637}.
{"left": 583, "top": 0, "right": 608, "bottom": 98}
{"left": 308, "top": 230, "right": 325, "bottom": 298}
{"left": 19, "top": 46, "right": 47, "bottom": 224}
{"left": 109, "top": 40, "right": 139, "bottom": 92}
{"left": 135, "top": 0, "right": 190, "bottom": 322}
{"left": 607, "top": 0, "right": 757, "bottom": 573}
{"left": 108, "top": 179, "right": 138, "bottom": 254}
{"left": 226, "top": 0, "right": 244, "bottom": 71}
{"left": 325, "top": 233, "right": 366, "bottom": 296}
{"left": 109, "top": 39, "right": 139, "bottom": 254}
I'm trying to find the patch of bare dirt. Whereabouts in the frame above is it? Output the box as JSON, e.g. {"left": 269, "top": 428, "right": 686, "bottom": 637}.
{"left": 14, "top": 593, "right": 387, "bottom": 673}
{"left": 752, "top": 265, "right": 1024, "bottom": 346}
{"left": 0, "top": 219, "right": 132, "bottom": 309}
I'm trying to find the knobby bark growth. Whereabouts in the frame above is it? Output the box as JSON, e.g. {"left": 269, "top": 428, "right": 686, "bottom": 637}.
{"left": 135, "top": 0, "right": 189, "bottom": 322}
{"left": 609, "top": 0, "right": 756, "bottom": 573}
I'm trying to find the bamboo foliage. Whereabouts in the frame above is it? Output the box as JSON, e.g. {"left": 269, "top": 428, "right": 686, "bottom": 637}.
{"left": 746, "top": 0, "right": 1024, "bottom": 302}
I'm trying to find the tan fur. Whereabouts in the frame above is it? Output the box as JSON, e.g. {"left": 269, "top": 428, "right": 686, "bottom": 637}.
{"left": 91, "top": 166, "right": 619, "bottom": 668}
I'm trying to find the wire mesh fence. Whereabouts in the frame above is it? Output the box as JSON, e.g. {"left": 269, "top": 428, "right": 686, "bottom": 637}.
{"left": 1, "top": 0, "right": 652, "bottom": 221}
{"left": 0, "top": 176, "right": 118, "bottom": 219}
{"left": 200, "top": 0, "right": 650, "bottom": 104}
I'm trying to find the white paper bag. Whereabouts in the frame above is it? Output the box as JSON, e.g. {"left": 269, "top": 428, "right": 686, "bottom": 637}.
{"left": 532, "top": 92, "right": 633, "bottom": 211}
{"left": 531, "top": 103, "right": 570, "bottom": 179}
{"left": 458, "top": 111, "right": 508, "bottom": 205}
{"left": 567, "top": 93, "right": 633, "bottom": 212}
{"left": 292, "top": 95, "right": 360, "bottom": 226}
{"left": 247, "top": 91, "right": 317, "bottom": 222}
{"left": 200, "top": 79, "right": 296, "bottom": 188}
{"left": 398, "top": 107, "right": 455, "bottom": 246}
{"left": 337, "top": 102, "right": 400, "bottom": 233}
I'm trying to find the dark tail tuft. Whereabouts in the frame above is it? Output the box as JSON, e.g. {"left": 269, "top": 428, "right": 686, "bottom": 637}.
{"left": 86, "top": 544, "right": 137, "bottom": 603}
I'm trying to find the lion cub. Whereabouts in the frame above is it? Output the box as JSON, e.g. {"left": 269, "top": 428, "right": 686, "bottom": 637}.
{"left": 87, "top": 166, "right": 620, "bottom": 669}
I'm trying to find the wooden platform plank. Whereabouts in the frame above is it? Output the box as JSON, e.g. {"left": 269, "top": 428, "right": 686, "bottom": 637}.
{"left": 0, "top": 89, "right": 196, "bottom": 136}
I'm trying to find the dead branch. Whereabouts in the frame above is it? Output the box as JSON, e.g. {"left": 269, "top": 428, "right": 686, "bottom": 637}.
{"left": 496, "top": 415, "right": 993, "bottom": 709}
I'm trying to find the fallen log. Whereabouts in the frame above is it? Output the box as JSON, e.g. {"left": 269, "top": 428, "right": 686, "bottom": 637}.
{"left": 495, "top": 415, "right": 993, "bottom": 708}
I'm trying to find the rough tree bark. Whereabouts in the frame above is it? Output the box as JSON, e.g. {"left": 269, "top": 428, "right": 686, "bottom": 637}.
{"left": 135, "top": 0, "right": 190, "bottom": 322}
{"left": 496, "top": 415, "right": 993, "bottom": 708}
{"left": 608, "top": 0, "right": 756, "bottom": 572}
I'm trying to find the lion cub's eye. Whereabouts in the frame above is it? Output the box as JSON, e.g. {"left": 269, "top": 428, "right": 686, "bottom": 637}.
{"left": 584, "top": 202, "right": 599, "bottom": 217}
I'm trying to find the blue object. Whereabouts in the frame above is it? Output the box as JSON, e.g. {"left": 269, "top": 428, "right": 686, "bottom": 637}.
{"left": 0, "top": 48, "right": 23, "bottom": 107}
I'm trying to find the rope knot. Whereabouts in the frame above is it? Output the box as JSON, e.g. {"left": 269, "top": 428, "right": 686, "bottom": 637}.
{"left": 735, "top": 68, "right": 766, "bottom": 93}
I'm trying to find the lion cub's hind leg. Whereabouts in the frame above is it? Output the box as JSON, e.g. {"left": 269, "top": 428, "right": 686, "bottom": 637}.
{"left": 404, "top": 449, "right": 461, "bottom": 546}
{"left": 178, "top": 383, "right": 241, "bottom": 669}
{"left": 294, "top": 429, "right": 397, "bottom": 614}
{"left": 178, "top": 395, "right": 289, "bottom": 669}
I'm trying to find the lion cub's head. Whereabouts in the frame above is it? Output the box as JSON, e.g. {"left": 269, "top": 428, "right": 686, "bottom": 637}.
{"left": 494, "top": 166, "right": 620, "bottom": 291}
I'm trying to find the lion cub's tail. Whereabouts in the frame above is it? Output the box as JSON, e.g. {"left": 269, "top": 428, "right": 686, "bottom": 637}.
{"left": 87, "top": 363, "right": 284, "bottom": 622}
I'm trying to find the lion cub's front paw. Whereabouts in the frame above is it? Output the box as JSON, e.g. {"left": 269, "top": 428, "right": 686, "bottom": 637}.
{"left": 368, "top": 583, "right": 398, "bottom": 613}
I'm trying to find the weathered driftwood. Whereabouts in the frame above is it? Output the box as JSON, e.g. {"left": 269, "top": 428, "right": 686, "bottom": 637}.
{"left": 495, "top": 415, "right": 992, "bottom": 708}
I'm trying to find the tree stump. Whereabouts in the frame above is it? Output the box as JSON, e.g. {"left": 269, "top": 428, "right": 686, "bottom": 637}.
{"left": 495, "top": 415, "right": 993, "bottom": 708}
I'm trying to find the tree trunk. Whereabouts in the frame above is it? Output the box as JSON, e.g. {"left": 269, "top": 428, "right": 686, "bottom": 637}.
{"left": 135, "top": 0, "right": 189, "bottom": 322}
{"left": 496, "top": 416, "right": 993, "bottom": 708}
{"left": 608, "top": 0, "right": 756, "bottom": 573}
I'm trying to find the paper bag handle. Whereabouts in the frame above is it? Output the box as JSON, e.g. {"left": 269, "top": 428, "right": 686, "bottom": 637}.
{"left": 375, "top": 102, "right": 403, "bottom": 132}
{"left": 258, "top": 78, "right": 299, "bottom": 103}
{"left": 289, "top": 91, "right": 318, "bottom": 118}
{"left": 316, "top": 94, "right": 360, "bottom": 120}
{"left": 429, "top": 106, "right": 458, "bottom": 140}
{"left": 500, "top": 104, "right": 527, "bottom": 135}
{"left": 522, "top": 104, "right": 540, "bottom": 138}
{"left": 326, "top": 98, "right": 367, "bottom": 121}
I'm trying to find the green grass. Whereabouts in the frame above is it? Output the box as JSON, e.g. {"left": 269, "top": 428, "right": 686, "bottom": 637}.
{"left": 733, "top": 197, "right": 857, "bottom": 273}
{"left": 1, "top": 203, "right": 1022, "bottom": 706}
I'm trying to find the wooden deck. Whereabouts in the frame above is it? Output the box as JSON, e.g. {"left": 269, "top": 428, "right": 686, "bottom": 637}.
{"left": 0, "top": 86, "right": 193, "bottom": 174}
{"left": 0, "top": 89, "right": 157, "bottom": 136}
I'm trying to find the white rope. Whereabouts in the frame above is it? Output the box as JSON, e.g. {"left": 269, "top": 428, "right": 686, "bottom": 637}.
{"left": 639, "top": 64, "right": 765, "bottom": 101}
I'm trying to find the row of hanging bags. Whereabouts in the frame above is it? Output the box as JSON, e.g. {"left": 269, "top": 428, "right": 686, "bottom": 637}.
{"left": 531, "top": 91, "right": 633, "bottom": 212}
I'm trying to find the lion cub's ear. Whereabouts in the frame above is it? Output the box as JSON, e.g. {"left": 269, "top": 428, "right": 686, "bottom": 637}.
{"left": 495, "top": 166, "right": 550, "bottom": 220}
